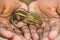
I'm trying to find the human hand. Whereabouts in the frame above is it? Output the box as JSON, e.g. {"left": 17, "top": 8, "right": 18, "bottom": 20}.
{"left": 0, "top": 17, "right": 27, "bottom": 40}
{"left": 0, "top": 0, "right": 21, "bottom": 18}
{"left": 0, "top": 0, "right": 4, "bottom": 14}
{"left": 0, "top": 1, "right": 30, "bottom": 40}
{"left": 0, "top": 27, "right": 27, "bottom": 40}
{"left": 0, "top": 0, "right": 39, "bottom": 40}
{"left": 29, "top": 1, "right": 60, "bottom": 40}
{"left": 17, "top": 22, "right": 39, "bottom": 40}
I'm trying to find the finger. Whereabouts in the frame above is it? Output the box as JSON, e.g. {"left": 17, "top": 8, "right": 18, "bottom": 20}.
{"left": 0, "top": 27, "right": 14, "bottom": 39}
{"left": 0, "top": 0, "right": 20, "bottom": 18}
{"left": 49, "top": 26, "right": 60, "bottom": 40}
{"left": 42, "top": 27, "right": 50, "bottom": 40}
{"left": 0, "top": 27, "right": 26, "bottom": 40}
{"left": 37, "top": 28, "right": 43, "bottom": 40}
{"left": 29, "top": 1, "right": 39, "bottom": 12}
{"left": 0, "top": 7, "right": 13, "bottom": 18}
{"left": 29, "top": 25, "right": 39, "bottom": 40}
{"left": 29, "top": 1, "right": 42, "bottom": 17}
{"left": 0, "top": 0, "right": 3, "bottom": 14}
{"left": 0, "top": 1, "right": 28, "bottom": 18}
{"left": 10, "top": 34, "right": 27, "bottom": 40}
{"left": 18, "top": 2, "right": 28, "bottom": 11}
{"left": 49, "top": 19, "right": 60, "bottom": 40}
{"left": 49, "top": 24, "right": 60, "bottom": 40}
{"left": 21, "top": 26, "right": 31, "bottom": 40}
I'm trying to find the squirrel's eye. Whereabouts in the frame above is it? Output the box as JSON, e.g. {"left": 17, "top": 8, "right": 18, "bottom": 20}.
{"left": 19, "top": 16, "right": 25, "bottom": 20}
{"left": 13, "top": 15, "right": 17, "bottom": 21}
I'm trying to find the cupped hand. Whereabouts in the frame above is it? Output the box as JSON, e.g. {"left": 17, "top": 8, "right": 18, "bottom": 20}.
{"left": 0, "top": 0, "right": 29, "bottom": 40}
{"left": 0, "top": 0, "right": 39, "bottom": 40}
{"left": 29, "top": 1, "right": 60, "bottom": 40}
{"left": 0, "top": 0, "right": 21, "bottom": 18}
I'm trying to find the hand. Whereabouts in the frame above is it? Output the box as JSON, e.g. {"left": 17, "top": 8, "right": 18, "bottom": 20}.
{"left": 0, "top": 0, "right": 39, "bottom": 40}
{"left": 0, "top": 27, "right": 28, "bottom": 40}
{"left": 0, "top": 17, "right": 27, "bottom": 40}
{"left": 19, "top": 22, "right": 39, "bottom": 40}
{"left": 16, "top": 19, "right": 39, "bottom": 40}
{"left": 0, "top": 0, "right": 21, "bottom": 18}
{"left": 0, "top": 0, "right": 4, "bottom": 14}
{"left": 29, "top": 1, "right": 60, "bottom": 40}
{"left": 0, "top": 0, "right": 29, "bottom": 40}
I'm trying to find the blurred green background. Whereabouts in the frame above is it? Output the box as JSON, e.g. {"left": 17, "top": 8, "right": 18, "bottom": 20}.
{"left": 20, "top": 0, "right": 36, "bottom": 5}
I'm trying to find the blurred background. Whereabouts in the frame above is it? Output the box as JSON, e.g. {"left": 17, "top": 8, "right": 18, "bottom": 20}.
{"left": 20, "top": 0, "right": 36, "bottom": 5}
{"left": 0, "top": 0, "right": 60, "bottom": 40}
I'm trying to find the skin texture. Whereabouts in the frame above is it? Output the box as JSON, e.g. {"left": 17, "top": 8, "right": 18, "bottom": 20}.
{"left": 0, "top": 0, "right": 4, "bottom": 14}
{"left": 29, "top": 0, "right": 60, "bottom": 40}
{"left": 0, "top": 0, "right": 60, "bottom": 40}
{"left": 57, "top": 1, "right": 60, "bottom": 15}
{"left": 0, "top": 0, "right": 20, "bottom": 19}
{"left": 38, "top": 0, "right": 60, "bottom": 18}
{"left": 0, "top": 0, "right": 40, "bottom": 40}
{"left": 0, "top": 0, "right": 29, "bottom": 40}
